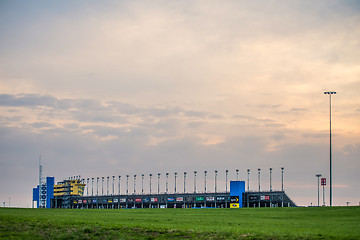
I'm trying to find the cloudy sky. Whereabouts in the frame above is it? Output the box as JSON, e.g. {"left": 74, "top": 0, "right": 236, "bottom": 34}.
{"left": 0, "top": 0, "right": 359, "bottom": 207}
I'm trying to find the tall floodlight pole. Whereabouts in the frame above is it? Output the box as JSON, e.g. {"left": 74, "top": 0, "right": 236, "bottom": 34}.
{"left": 157, "top": 173, "right": 160, "bottom": 194}
{"left": 149, "top": 174, "right": 152, "bottom": 194}
{"left": 91, "top": 178, "right": 94, "bottom": 196}
{"left": 101, "top": 177, "right": 104, "bottom": 196}
{"left": 134, "top": 175, "right": 136, "bottom": 194}
{"left": 236, "top": 169, "right": 239, "bottom": 181}
{"left": 215, "top": 170, "right": 218, "bottom": 193}
{"left": 281, "top": 167, "right": 284, "bottom": 207}
{"left": 270, "top": 168, "right": 272, "bottom": 207}
{"left": 87, "top": 178, "right": 89, "bottom": 196}
{"left": 225, "top": 170, "right": 229, "bottom": 193}
{"left": 324, "top": 91, "right": 336, "bottom": 206}
{"left": 316, "top": 174, "right": 322, "bottom": 207}
{"left": 112, "top": 176, "right": 115, "bottom": 195}
{"left": 107, "top": 176, "right": 109, "bottom": 195}
{"left": 118, "top": 176, "right": 121, "bottom": 195}
{"left": 141, "top": 174, "right": 144, "bottom": 195}
{"left": 174, "top": 172, "right": 177, "bottom": 193}
{"left": 184, "top": 172, "right": 187, "bottom": 193}
{"left": 194, "top": 171, "right": 197, "bottom": 193}
{"left": 126, "top": 175, "right": 129, "bottom": 195}
{"left": 96, "top": 177, "right": 99, "bottom": 196}
{"left": 247, "top": 169, "right": 250, "bottom": 207}
{"left": 204, "top": 171, "right": 207, "bottom": 193}
{"left": 258, "top": 168, "right": 261, "bottom": 207}
{"left": 166, "top": 173, "right": 169, "bottom": 194}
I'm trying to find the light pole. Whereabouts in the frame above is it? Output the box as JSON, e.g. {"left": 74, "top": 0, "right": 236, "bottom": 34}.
{"left": 112, "top": 176, "right": 115, "bottom": 195}
{"left": 258, "top": 168, "right": 261, "bottom": 207}
{"left": 324, "top": 91, "right": 336, "bottom": 207}
{"left": 91, "top": 178, "right": 94, "bottom": 196}
{"left": 107, "top": 176, "right": 109, "bottom": 195}
{"left": 316, "top": 174, "right": 322, "bottom": 207}
{"left": 118, "top": 176, "right": 121, "bottom": 195}
{"left": 157, "top": 173, "right": 160, "bottom": 195}
{"left": 270, "top": 168, "right": 272, "bottom": 208}
{"left": 214, "top": 170, "right": 218, "bottom": 193}
{"left": 174, "top": 172, "right": 177, "bottom": 193}
{"left": 149, "top": 174, "right": 152, "bottom": 194}
{"left": 102, "top": 177, "right": 104, "bottom": 196}
{"left": 87, "top": 178, "right": 89, "bottom": 196}
{"left": 247, "top": 169, "right": 250, "bottom": 208}
{"left": 204, "top": 171, "right": 207, "bottom": 193}
{"left": 96, "top": 177, "right": 99, "bottom": 196}
{"left": 166, "top": 173, "right": 169, "bottom": 194}
{"left": 134, "top": 174, "right": 136, "bottom": 194}
{"left": 194, "top": 171, "right": 197, "bottom": 193}
{"left": 184, "top": 172, "right": 187, "bottom": 193}
{"left": 126, "top": 175, "right": 129, "bottom": 195}
{"left": 225, "top": 170, "right": 229, "bottom": 193}
{"left": 141, "top": 174, "right": 144, "bottom": 195}
{"left": 281, "top": 167, "right": 284, "bottom": 207}
{"left": 236, "top": 169, "right": 239, "bottom": 181}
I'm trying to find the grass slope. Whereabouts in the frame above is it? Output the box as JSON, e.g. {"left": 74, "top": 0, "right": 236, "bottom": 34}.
{"left": 0, "top": 207, "right": 359, "bottom": 239}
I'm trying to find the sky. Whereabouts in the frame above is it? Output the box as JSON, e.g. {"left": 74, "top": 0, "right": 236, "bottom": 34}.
{"left": 0, "top": 0, "right": 359, "bottom": 208}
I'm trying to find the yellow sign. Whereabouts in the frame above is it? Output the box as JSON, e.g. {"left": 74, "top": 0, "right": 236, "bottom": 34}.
{"left": 230, "top": 203, "right": 239, "bottom": 208}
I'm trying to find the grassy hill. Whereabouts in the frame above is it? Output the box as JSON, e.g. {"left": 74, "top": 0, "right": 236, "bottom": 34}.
{"left": 1, "top": 207, "right": 359, "bottom": 239}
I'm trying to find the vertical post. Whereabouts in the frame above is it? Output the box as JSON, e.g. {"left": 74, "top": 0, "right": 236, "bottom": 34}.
{"left": 258, "top": 168, "right": 261, "bottom": 207}
{"left": 323, "top": 182, "right": 325, "bottom": 206}
{"left": 316, "top": 174, "right": 321, "bottom": 207}
{"left": 204, "top": 171, "right": 207, "bottom": 193}
{"left": 247, "top": 169, "right": 250, "bottom": 208}
{"left": 118, "top": 176, "right": 121, "bottom": 195}
{"left": 141, "top": 174, "right": 144, "bottom": 208}
{"left": 270, "top": 168, "right": 272, "bottom": 207}
{"left": 215, "top": 170, "right": 218, "bottom": 193}
{"left": 184, "top": 172, "right": 187, "bottom": 193}
{"left": 166, "top": 173, "right": 169, "bottom": 194}
{"left": 194, "top": 171, "right": 197, "bottom": 193}
{"left": 157, "top": 173, "right": 160, "bottom": 195}
{"left": 134, "top": 175, "right": 136, "bottom": 194}
{"left": 236, "top": 169, "right": 239, "bottom": 181}
{"left": 96, "top": 177, "right": 99, "bottom": 196}
{"left": 126, "top": 175, "right": 129, "bottom": 195}
{"left": 281, "top": 167, "right": 284, "bottom": 207}
{"left": 87, "top": 178, "right": 89, "bottom": 196}
{"left": 101, "top": 177, "right": 104, "bottom": 196}
{"left": 174, "top": 172, "right": 177, "bottom": 193}
{"left": 225, "top": 170, "right": 229, "bottom": 193}
{"left": 324, "top": 91, "right": 336, "bottom": 207}
{"left": 112, "top": 176, "right": 115, "bottom": 195}
{"left": 107, "top": 176, "right": 109, "bottom": 195}
{"left": 149, "top": 174, "right": 152, "bottom": 194}
{"left": 92, "top": 178, "right": 94, "bottom": 196}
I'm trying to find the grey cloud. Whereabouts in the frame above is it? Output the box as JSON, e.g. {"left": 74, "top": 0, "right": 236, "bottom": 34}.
{"left": 29, "top": 122, "right": 55, "bottom": 129}
{"left": 0, "top": 94, "right": 57, "bottom": 108}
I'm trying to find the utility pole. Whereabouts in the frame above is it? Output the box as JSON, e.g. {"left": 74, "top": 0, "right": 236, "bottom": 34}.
{"left": 204, "top": 171, "right": 207, "bottom": 193}
{"left": 194, "top": 171, "right": 197, "bottom": 193}
{"left": 118, "top": 176, "right": 121, "bottom": 195}
{"left": 184, "top": 172, "right": 187, "bottom": 193}
{"left": 149, "top": 174, "right": 152, "bottom": 194}
{"left": 236, "top": 169, "right": 239, "bottom": 181}
{"left": 174, "top": 172, "right": 177, "bottom": 193}
{"left": 324, "top": 91, "right": 336, "bottom": 206}
{"left": 316, "top": 174, "right": 321, "bottom": 207}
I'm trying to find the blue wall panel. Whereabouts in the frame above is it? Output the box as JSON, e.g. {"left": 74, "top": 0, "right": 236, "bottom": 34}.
{"left": 230, "top": 181, "right": 245, "bottom": 208}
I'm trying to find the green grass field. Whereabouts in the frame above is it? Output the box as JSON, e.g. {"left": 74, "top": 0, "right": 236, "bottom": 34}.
{"left": 1, "top": 207, "right": 359, "bottom": 239}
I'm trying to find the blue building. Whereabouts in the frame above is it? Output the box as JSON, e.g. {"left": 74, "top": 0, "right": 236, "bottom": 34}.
{"left": 32, "top": 176, "right": 54, "bottom": 208}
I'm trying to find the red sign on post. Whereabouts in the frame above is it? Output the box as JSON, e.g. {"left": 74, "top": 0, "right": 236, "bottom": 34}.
{"left": 321, "top": 178, "right": 326, "bottom": 186}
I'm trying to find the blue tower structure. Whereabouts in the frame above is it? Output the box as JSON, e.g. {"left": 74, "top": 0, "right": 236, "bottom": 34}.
{"left": 230, "top": 181, "right": 245, "bottom": 208}
{"left": 32, "top": 176, "right": 54, "bottom": 208}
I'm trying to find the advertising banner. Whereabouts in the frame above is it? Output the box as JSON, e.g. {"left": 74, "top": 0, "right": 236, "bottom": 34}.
{"left": 206, "top": 196, "right": 215, "bottom": 201}
{"left": 176, "top": 197, "right": 183, "bottom": 202}
{"left": 119, "top": 198, "right": 126, "bottom": 203}
{"left": 196, "top": 196, "right": 204, "bottom": 201}
{"left": 78, "top": 200, "right": 82, "bottom": 204}
{"left": 167, "top": 197, "right": 174, "bottom": 201}
{"left": 135, "top": 198, "right": 142, "bottom": 202}
{"left": 321, "top": 178, "right": 326, "bottom": 186}
{"left": 73, "top": 200, "right": 77, "bottom": 204}
{"left": 230, "top": 203, "right": 239, "bottom": 208}
{"left": 113, "top": 198, "right": 119, "bottom": 203}
{"left": 143, "top": 198, "right": 150, "bottom": 203}
{"left": 230, "top": 196, "right": 239, "bottom": 203}
{"left": 127, "top": 198, "right": 134, "bottom": 203}
{"left": 92, "top": 199, "right": 97, "bottom": 203}
{"left": 151, "top": 197, "right": 158, "bottom": 202}
{"left": 216, "top": 196, "right": 225, "bottom": 201}
{"left": 108, "top": 199, "right": 113, "bottom": 203}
